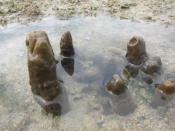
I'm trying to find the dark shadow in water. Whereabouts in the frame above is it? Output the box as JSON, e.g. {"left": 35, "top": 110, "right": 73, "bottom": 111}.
{"left": 61, "top": 57, "right": 74, "bottom": 76}
{"left": 81, "top": 85, "right": 95, "bottom": 94}
{"left": 33, "top": 85, "right": 70, "bottom": 116}
{"left": 43, "top": 103, "right": 62, "bottom": 116}
{"left": 103, "top": 90, "right": 137, "bottom": 116}
{"left": 102, "top": 101, "right": 114, "bottom": 115}
{"left": 150, "top": 88, "right": 169, "bottom": 108}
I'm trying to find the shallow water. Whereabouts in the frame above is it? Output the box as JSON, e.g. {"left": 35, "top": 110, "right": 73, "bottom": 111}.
{"left": 0, "top": 16, "right": 175, "bottom": 131}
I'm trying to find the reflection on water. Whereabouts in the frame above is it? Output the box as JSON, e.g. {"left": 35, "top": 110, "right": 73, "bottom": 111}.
{"left": 61, "top": 57, "right": 74, "bottom": 76}
{"left": 0, "top": 16, "right": 175, "bottom": 130}
{"left": 34, "top": 84, "right": 70, "bottom": 116}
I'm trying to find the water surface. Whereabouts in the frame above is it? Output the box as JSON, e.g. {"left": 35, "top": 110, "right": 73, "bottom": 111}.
{"left": 0, "top": 16, "right": 175, "bottom": 130}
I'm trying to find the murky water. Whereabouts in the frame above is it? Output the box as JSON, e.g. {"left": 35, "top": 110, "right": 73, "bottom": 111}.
{"left": 0, "top": 16, "right": 175, "bottom": 131}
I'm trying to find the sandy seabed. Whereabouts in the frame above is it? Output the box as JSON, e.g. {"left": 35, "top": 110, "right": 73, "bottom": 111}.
{"left": 0, "top": 0, "right": 175, "bottom": 27}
